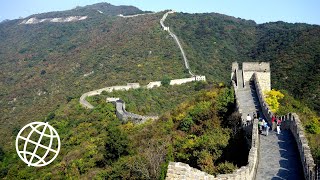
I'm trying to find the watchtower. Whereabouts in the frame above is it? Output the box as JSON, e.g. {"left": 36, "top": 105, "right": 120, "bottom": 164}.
{"left": 242, "top": 62, "right": 271, "bottom": 92}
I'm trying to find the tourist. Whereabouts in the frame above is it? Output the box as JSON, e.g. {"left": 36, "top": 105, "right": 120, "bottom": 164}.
{"left": 258, "top": 119, "right": 263, "bottom": 134}
{"left": 265, "top": 123, "right": 270, "bottom": 136}
{"left": 246, "top": 114, "right": 252, "bottom": 125}
{"left": 277, "top": 118, "right": 282, "bottom": 135}
{"left": 271, "top": 115, "right": 276, "bottom": 131}
{"left": 253, "top": 112, "right": 256, "bottom": 119}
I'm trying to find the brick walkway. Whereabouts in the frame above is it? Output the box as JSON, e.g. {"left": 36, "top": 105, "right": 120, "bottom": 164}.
{"left": 234, "top": 70, "right": 304, "bottom": 180}
{"left": 255, "top": 129, "right": 304, "bottom": 180}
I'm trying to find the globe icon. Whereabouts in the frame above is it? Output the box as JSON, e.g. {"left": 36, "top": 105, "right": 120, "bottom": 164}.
{"left": 15, "top": 122, "right": 61, "bottom": 167}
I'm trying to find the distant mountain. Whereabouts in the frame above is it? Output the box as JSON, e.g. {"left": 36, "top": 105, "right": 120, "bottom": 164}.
{"left": 24, "top": 2, "right": 148, "bottom": 19}
{"left": 165, "top": 13, "right": 320, "bottom": 112}
{"left": 0, "top": 3, "right": 184, "bottom": 145}
{"left": 0, "top": 2, "right": 319, "bottom": 147}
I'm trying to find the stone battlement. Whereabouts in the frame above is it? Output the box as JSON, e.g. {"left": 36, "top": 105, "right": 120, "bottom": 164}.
{"left": 253, "top": 73, "right": 316, "bottom": 180}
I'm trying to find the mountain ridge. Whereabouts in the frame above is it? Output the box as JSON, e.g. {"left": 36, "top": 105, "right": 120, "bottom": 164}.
{"left": 0, "top": 2, "right": 319, "bottom": 146}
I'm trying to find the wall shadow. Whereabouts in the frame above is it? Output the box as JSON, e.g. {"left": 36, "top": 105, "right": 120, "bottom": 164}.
{"left": 275, "top": 130, "right": 304, "bottom": 180}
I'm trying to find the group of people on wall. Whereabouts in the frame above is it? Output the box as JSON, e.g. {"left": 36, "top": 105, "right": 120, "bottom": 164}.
{"left": 246, "top": 113, "right": 282, "bottom": 135}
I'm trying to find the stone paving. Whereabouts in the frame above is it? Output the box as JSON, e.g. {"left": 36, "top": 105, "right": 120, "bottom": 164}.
{"left": 234, "top": 69, "right": 304, "bottom": 180}
{"left": 255, "top": 127, "right": 304, "bottom": 180}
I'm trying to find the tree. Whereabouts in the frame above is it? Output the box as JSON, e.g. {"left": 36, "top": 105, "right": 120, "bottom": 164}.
{"left": 178, "top": 116, "right": 194, "bottom": 132}
{"left": 105, "top": 123, "right": 129, "bottom": 164}
{"left": 264, "top": 89, "right": 284, "bottom": 113}
{"left": 0, "top": 146, "right": 4, "bottom": 162}
{"left": 161, "top": 76, "right": 171, "bottom": 87}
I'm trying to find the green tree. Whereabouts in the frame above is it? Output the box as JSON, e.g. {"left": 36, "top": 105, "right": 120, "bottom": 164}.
{"left": 161, "top": 76, "right": 171, "bottom": 87}
{"left": 0, "top": 146, "right": 4, "bottom": 162}
{"left": 105, "top": 123, "right": 130, "bottom": 164}
{"left": 178, "top": 116, "right": 194, "bottom": 132}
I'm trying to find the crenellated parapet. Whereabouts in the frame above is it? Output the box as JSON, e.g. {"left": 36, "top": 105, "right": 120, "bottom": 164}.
{"left": 252, "top": 72, "right": 317, "bottom": 180}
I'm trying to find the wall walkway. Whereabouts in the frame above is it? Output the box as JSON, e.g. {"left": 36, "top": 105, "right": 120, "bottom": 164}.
{"left": 107, "top": 98, "right": 158, "bottom": 124}
{"left": 252, "top": 67, "right": 315, "bottom": 179}
{"left": 160, "top": 10, "right": 195, "bottom": 76}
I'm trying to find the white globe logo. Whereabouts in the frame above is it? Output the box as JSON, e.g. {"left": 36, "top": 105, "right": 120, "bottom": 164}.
{"left": 15, "top": 122, "right": 61, "bottom": 167}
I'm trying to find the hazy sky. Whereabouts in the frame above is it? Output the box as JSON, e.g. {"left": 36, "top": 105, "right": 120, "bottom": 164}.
{"left": 1, "top": 0, "right": 319, "bottom": 25}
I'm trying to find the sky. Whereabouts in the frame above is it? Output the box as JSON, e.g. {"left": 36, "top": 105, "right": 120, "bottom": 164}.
{"left": 0, "top": 0, "right": 319, "bottom": 25}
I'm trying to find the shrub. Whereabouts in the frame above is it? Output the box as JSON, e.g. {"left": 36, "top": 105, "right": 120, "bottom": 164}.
{"left": 305, "top": 121, "right": 320, "bottom": 134}
{"left": 161, "top": 76, "right": 171, "bottom": 87}
{"left": 0, "top": 146, "right": 4, "bottom": 162}
{"left": 46, "top": 112, "right": 55, "bottom": 121}
{"left": 178, "top": 116, "right": 194, "bottom": 132}
{"left": 216, "top": 161, "right": 236, "bottom": 174}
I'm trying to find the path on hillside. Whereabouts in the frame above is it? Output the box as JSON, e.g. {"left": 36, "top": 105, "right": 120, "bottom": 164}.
{"left": 160, "top": 11, "right": 195, "bottom": 76}
{"left": 234, "top": 71, "right": 303, "bottom": 180}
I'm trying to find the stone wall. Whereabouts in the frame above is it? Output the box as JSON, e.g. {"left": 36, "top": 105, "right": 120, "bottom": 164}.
{"left": 166, "top": 162, "right": 215, "bottom": 179}
{"left": 166, "top": 119, "right": 260, "bottom": 180}
{"left": 252, "top": 73, "right": 273, "bottom": 123}
{"left": 255, "top": 72, "right": 271, "bottom": 92}
{"left": 253, "top": 73, "right": 316, "bottom": 180}
{"left": 79, "top": 83, "right": 141, "bottom": 109}
{"left": 195, "top": 75, "right": 206, "bottom": 81}
{"left": 243, "top": 62, "right": 270, "bottom": 72}
{"left": 20, "top": 16, "right": 87, "bottom": 24}
{"left": 231, "top": 63, "right": 240, "bottom": 111}
{"left": 108, "top": 98, "right": 158, "bottom": 124}
{"left": 281, "top": 113, "right": 316, "bottom": 180}
{"left": 147, "top": 81, "right": 161, "bottom": 89}
{"left": 169, "top": 77, "right": 195, "bottom": 85}
{"left": 243, "top": 62, "right": 270, "bottom": 92}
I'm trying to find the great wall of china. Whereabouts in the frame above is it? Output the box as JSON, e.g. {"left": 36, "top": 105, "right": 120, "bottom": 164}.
{"left": 166, "top": 62, "right": 317, "bottom": 179}
{"left": 77, "top": 10, "right": 318, "bottom": 179}
{"left": 79, "top": 10, "right": 204, "bottom": 123}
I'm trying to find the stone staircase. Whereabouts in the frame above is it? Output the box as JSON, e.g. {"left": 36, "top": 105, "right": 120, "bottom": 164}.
{"left": 236, "top": 70, "right": 260, "bottom": 123}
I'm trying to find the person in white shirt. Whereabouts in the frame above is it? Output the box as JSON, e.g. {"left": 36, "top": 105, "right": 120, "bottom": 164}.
{"left": 246, "top": 114, "right": 252, "bottom": 125}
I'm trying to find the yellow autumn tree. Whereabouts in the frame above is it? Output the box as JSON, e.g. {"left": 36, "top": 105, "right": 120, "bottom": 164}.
{"left": 264, "top": 89, "right": 284, "bottom": 113}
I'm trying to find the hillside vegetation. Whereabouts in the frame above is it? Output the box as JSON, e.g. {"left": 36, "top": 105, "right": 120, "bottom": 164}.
{"left": 0, "top": 84, "right": 248, "bottom": 179}
{"left": 0, "top": 3, "right": 186, "bottom": 145}
{"left": 166, "top": 13, "right": 320, "bottom": 112}
{"left": 1, "top": 3, "right": 319, "bottom": 145}
{"left": 87, "top": 82, "right": 208, "bottom": 116}
{"left": 0, "top": 1, "right": 319, "bottom": 172}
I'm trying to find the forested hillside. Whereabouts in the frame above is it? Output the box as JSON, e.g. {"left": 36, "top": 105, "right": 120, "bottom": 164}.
{"left": 0, "top": 2, "right": 319, "bottom": 170}
{"left": 166, "top": 13, "right": 320, "bottom": 112}
{"left": 0, "top": 3, "right": 186, "bottom": 145}
{"left": 0, "top": 83, "right": 248, "bottom": 179}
